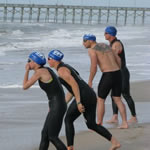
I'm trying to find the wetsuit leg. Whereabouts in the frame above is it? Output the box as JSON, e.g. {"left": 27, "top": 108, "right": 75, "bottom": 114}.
{"left": 83, "top": 103, "right": 112, "bottom": 141}
{"left": 111, "top": 96, "right": 119, "bottom": 114}
{"left": 39, "top": 110, "right": 67, "bottom": 150}
{"left": 39, "top": 112, "right": 50, "bottom": 150}
{"left": 111, "top": 70, "right": 122, "bottom": 115}
{"left": 122, "top": 68, "right": 136, "bottom": 116}
{"left": 50, "top": 137, "right": 67, "bottom": 150}
{"left": 64, "top": 99, "right": 81, "bottom": 146}
{"left": 98, "top": 73, "right": 113, "bottom": 99}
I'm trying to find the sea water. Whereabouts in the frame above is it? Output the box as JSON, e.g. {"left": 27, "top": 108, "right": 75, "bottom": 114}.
{"left": 0, "top": 23, "right": 150, "bottom": 88}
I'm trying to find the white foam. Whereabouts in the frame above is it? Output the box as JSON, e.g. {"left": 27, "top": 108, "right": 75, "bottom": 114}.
{"left": 12, "top": 30, "right": 24, "bottom": 36}
{"left": 0, "top": 51, "right": 5, "bottom": 56}
{"left": 0, "top": 85, "right": 39, "bottom": 89}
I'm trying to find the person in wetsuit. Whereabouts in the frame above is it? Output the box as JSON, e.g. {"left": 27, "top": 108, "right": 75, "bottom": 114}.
{"left": 47, "top": 49, "right": 121, "bottom": 150}
{"left": 104, "top": 26, "right": 137, "bottom": 123}
{"left": 83, "top": 34, "right": 128, "bottom": 129}
{"left": 23, "top": 52, "right": 67, "bottom": 150}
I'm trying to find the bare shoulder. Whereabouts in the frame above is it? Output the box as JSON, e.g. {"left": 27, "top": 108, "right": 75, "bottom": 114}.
{"left": 94, "top": 43, "right": 111, "bottom": 51}
{"left": 36, "top": 67, "right": 47, "bottom": 73}
{"left": 36, "top": 68, "right": 51, "bottom": 78}
{"left": 88, "top": 48, "right": 97, "bottom": 58}
{"left": 113, "top": 41, "right": 122, "bottom": 47}
{"left": 58, "top": 67, "right": 70, "bottom": 78}
{"left": 112, "top": 41, "right": 122, "bottom": 53}
{"left": 88, "top": 48, "right": 95, "bottom": 54}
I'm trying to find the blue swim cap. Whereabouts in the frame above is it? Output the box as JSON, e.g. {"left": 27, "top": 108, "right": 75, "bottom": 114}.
{"left": 105, "top": 26, "right": 117, "bottom": 36}
{"left": 29, "top": 52, "right": 46, "bottom": 65}
{"left": 48, "top": 50, "right": 64, "bottom": 61}
{"left": 83, "top": 34, "right": 96, "bottom": 41}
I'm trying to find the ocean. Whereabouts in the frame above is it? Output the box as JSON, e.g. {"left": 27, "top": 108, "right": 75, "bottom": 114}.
{"left": 0, "top": 23, "right": 150, "bottom": 88}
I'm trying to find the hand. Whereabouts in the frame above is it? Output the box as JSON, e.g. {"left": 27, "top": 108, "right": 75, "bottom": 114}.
{"left": 77, "top": 103, "right": 85, "bottom": 113}
{"left": 25, "top": 63, "right": 30, "bottom": 71}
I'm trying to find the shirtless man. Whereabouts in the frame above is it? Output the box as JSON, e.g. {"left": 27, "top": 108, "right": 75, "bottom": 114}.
{"left": 104, "top": 26, "right": 137, "bottom": 123}
{"left": 83, "top": 34, "right": 128, "bottom": 129}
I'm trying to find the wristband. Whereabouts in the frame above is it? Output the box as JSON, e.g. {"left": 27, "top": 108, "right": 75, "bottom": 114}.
{"left": 77, "top": 101, "right": 81, "bottom": 105}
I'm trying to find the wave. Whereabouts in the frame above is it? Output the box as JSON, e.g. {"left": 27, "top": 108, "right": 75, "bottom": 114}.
{"left": 0, "top": 84, "right": 39, "bottom": 88}
{"left": 12, "top": 30, "right": 24, "bottom": 36}
{"left": 0, "top": 23, "right": 150, "bottom": 56}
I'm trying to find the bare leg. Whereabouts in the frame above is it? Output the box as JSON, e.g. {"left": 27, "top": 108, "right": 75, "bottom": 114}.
{"left": 113, "top": 96, "right": 128, "bottom": 129}
{"left": 109, "top": 136, "right": 121, "bottom": 150}
{"left": 106, "top": 97, "right": 119, "bottom": 123}
{"left": 97, "top": 97, "right": 105, "bottom": 125}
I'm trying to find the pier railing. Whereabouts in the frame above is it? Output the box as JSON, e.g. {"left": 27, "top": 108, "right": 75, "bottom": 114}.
{"left": 0, "top": 3, "right": 150, "bottom": 25}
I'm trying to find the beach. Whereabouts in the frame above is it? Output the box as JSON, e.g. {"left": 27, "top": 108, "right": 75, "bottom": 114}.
{"left": 0, "top": 80, "right": 150, "bottom": 150}
{"left": 130, "top": 80, "right": 150, "bottom": 102}
{"left": 0, "top": 21, "right": 150, "bottom": 150}
{"left": 58, "top": 123, "right": 150, "bottom": 150}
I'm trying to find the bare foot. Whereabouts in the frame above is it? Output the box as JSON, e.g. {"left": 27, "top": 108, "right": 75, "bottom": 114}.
{"left": 117, "top": 122, "right": 128, "bottom": 129}
{"left": 110, "top": 136, "right": 121, "bottom": 150}
{"left": 106, "top": 119, "right": 118, "bottom": 124}
{"left": 106, "top": 115, "right": 118, "bottom": 124}
{"left": 67, "top": 146, "right": 74, "bottom": 150}
{"left": 97, "top": 122, "right": 103, "bottom": 126}
{"left": 128, "top": 116, "right": 138, "bottom": 123}
{"left": 109, "top": 144, "right": 121, "bottom": 150}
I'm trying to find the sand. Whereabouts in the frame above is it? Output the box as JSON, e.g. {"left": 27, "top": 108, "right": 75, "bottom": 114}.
{"left": 0, "top": 80, "right": 150, "bottom": 150}
{"left": 131, "top": 80, "right": 150, "bottom": 102}
{"left": 58, "top": 123, "right": 150, "bottom": 150}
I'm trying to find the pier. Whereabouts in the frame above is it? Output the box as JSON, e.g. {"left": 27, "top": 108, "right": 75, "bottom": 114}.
{"left": 0, "top": 3, "right": 150, "bottom": 25}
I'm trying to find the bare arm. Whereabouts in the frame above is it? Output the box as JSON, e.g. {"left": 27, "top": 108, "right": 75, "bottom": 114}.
{"left": 112, "top": 50, "right": 121, "bottom": 68}
{"left": 58, "top": 67, "right": 85, "bottom": 113}
{"left": 112, "top": 41, "right": 122, "bottom": 54}
{"left": 65, "top": 91, "right": 73, "bottom": 104}
{"left": 88, "top": 49, "right": 98, "bottom": 87}
{"left": 23, "top": 64, "right": 41, "bottom": 90}
{"left": 58, "top": 67, "right": 80, "bottom": 103}
{"left": 112, "top": 42, "right": 122, "bottom": 68}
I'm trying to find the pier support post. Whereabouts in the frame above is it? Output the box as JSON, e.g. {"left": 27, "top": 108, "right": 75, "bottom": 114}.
{"left": 29, "top": 7, "right": 32, "bottom": 23}
{"left": 72, "top": 8, "right": 75, "bottom": 24}
{"left": 45, "top": 8, "right": 49, "bottom": 22}
{"left": 98, "top": 9, "right": 101, "bottom": 24}
{"left": 37, "top": 7, "right": 41, "bottom": 22}
{"left": 124, "top": 9, "right": 127, "bottom": 25}
{"left": 11, "top": 7, "right": 15, "bottom": 22}
{"left": 3, "top": 6, "right": 7, "bottom": 22}
{"left": 20, "top": 7, "right": 24, "bottom": 23}
{"left": 116, "top": 9, "right": 119, "bottom": 25}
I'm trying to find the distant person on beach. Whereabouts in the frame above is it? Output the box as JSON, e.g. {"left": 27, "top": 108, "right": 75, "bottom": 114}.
{"left": 104, "top": 26, "right": 137, "bottom": 123}
{"left": 83, "top": 34, "right": 128, "bottom": 129}
{"left": 23, "top": 52, "right": 67, "bottom": 150}
{"left": 47, "top": 49, "right": 121, "bottom": 150}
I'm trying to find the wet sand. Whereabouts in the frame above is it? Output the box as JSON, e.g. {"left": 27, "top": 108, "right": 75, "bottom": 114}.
{"left": 52, "top": 123, "right": 150, "bottom": 150}
{"left": 0, "top": 80, "right": 150, "bottom": 150}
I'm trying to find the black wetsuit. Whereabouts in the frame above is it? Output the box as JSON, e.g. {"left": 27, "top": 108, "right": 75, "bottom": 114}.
{"left": 57, "top": 62, "right": 112, "bottom": 146}
{"left": 38, "top": 67, "right": 67, "bottom": 150}
{"left": 110, "top": 38, "right": 136, "bottom": 117}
